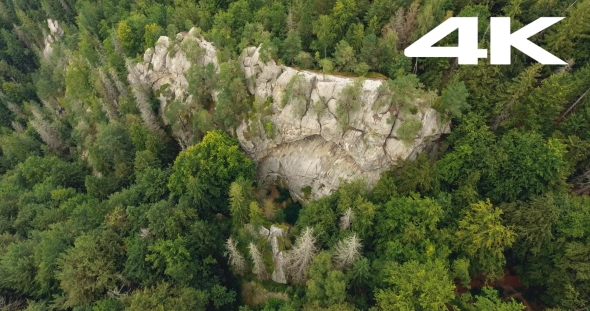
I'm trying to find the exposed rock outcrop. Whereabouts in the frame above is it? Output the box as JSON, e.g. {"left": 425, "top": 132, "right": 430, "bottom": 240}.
{"left": 243, "top": 223, "right": 288, "bottom": 284}
{"left": 42, "top": 19, "right": 64, "bottom": 59}
{"left": 237, "top": 46, "right": 450, "bottom": 200}
{"left": 128, "top": 28, "right": 218, "bottom": 106}
{"left": 128, "top": 29, "right": 451, "bottom": 201}
{"left": 127, "top": 28, "right": 218, "bottom": 146}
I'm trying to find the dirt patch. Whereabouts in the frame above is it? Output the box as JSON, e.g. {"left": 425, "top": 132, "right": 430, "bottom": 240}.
{"left": 457, "top": 268, "right": 536, "bottom": 310}
{"left": 241, "top": 281, "right": 288, "bottom": 307}
{"left": 266, "top": 185, "right": 281, "bottom": 205}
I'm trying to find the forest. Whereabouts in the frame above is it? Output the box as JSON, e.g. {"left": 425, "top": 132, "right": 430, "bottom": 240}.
{"left": 0, "top": 0, "right": 589, "bottom": 310}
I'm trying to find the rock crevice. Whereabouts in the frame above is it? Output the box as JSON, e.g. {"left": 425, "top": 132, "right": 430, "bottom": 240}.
{"left": 128, "top": 29, "right": 451, "bottom": 200}
{"left": 238, "top": 45, "right": 449, "bottom": 200}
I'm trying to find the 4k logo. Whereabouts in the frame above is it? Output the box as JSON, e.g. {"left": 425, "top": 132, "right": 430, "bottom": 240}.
{"left": 404, "top": 17, "right": 566, "bottom": 65}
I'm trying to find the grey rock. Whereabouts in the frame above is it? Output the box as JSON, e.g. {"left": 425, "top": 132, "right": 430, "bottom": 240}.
{"left": 128, "top": 31, "right": 451, "bottom": 201}
{"left": 238, "top": 46, "right": 450, "bottom": 200}
{"left": 42, "top": 19, "right": 64, "bottom": 59}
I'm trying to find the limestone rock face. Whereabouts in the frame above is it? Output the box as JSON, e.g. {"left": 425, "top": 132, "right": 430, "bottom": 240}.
{"left": 128, "top": 28, "right": 218, "bottom": 102}
{"left": 268, "top": 225, "right": 287, "bottom": 284}
{"left": 127, "top": 28, "right": 218, "bottom": 146}
{"left": 237, "top": 46, "right": 450, "bottom": 201}
{"left": 243, "top": 224, "right": 288, "bottom": 284}
{"left": 42, "top": 19, "right": 64, "bottom": 59}
{"left": 128, "top": 30, "right": 451, "bottom": 201}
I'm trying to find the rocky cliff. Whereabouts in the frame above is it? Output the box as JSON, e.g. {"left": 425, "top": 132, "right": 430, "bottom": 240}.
{"left": 127, "top": 28, "right": 450, "bottom": 200}
{"left": 42, "top": 19, "right": 64, "bottom": 59}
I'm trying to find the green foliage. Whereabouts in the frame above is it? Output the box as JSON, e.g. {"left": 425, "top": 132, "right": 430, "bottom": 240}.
{"left": 0, "top": 238, "right": 38, "bottom": 295}
{"left": 312, "top": 15, "right": 337, "bottom": 58}
{"left": 396, "top": 118, "right": 423, "bottom": 146}
{"left": 146, "top": 236, "right": 193, "bottom": 284}
{"left": 187, "top": 62, "right": 217, "bottom": 110}
{"left": 333, "top": 40, "right": 357, "bottom": 72}
{"left": 229, "top": 177, "right": 254, "bottom": 229}
{"left": 318, "top": 58, "right": 333, "bottom": 75}
{"left": 440, "top": 80, "right": 470, "bottom": 119}
{"left": 168, "top": 131, "right": 255, "bottom": 212}
{"left": 17, "top": 155, "right": 86, "bottom": 190}
{"left": 372, "top": 74, "right": 428, "bottom": 114}
{"left": 282, "top": 30, "right": 302, "bottom": 65}
{"left": 305, "top": 251, "right": 347, "bottom": 307}
{"left": 117, "top": 13, "right": 151, "bottom": 57}
{"left": 544, "top": 0, "right": 590, "bottom": 61}
{"left": 460, "top": 287, "right": 526, "bottom": 311}
{"left": 215, "top": 61, "right": 250, "bottom": 129}
{"left": 259, "top": 39, "right": 278, "bottom": 63}
{"left": 374, "top": 195, "right": 447, "bottom": 263}
{"left": 437, "top": 117, "right": 569, "bottom": 204}
{"left": 93, "top": 298, "right": 124, "bottom": 311}
{"left": 346, "top": 257, "right": 371, "bottom": 290}
{"left": 282, "top": 74, "right": 308, "bottom": 117}
{"left": 264, "top": 120, "right": 275, "bottom": 139}
{"left": 125, "top": 282, "right": 208, "bottom": 311}
{"left": 375, "top": 259, "right": 455, "bottom": 311}
{"left": 89, "top": 122, "right": 136, "bottom": 177}
{"left": 295, "top": 52, "right": 314, "bottom": 69}
{"left": 56, "top": 230, "right": 123, "bottom": 308}
{"left": 455, "top": 200, "right": 516, "bottom": 281}
{"left": 335, "top": 78, "right": 364, "bottom": 128}
{"left": 371, "top": 153, "right": 437, "bottom": 202}
{"left": 249, "top": 201, "right": 265, "bottom": 230}
{"left": 297, "top": 196, "right": 338, "bottom": 246}
{"left": 354, "top": 62, "right": 370, "bottom": 77}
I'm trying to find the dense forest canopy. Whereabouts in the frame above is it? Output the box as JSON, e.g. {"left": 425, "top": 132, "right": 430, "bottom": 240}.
{"left": 0, "top": 0, "right": 589, "bottom": 310}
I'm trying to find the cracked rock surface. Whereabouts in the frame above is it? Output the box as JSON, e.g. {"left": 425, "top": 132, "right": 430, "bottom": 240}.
{"left": 127, "top": 28, "right": 218, "bottom": 114}
{"left": 128, "top": 30, "right": 450, "bottom": 201}
{"left": 238, "top": 46, "right": 450, "bottom": 201}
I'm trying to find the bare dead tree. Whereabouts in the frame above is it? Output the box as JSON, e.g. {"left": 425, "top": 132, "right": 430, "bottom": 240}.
{"left": 225, "top": 237, "right": 247, "bottom": 276}
{"left": 130, "top": 84, "right": 166, "bottom": 138}
{"left": 248, "top": 242, "right": 268, "bottom": 280}
{"left": 31, "top": 117, "right": 66, "bottom": 152}
{"left": 339, "top": 208, "right": 354, "bottom": 231}
{"left": 30, "top": 105, "right": 66, "bottom": 152}
{"left": 110, "top": 28, "right": 124, "bottom": 56}
{"left": 109, "top": 67, "right": 129, "bottom": 98}
{"left": 0, "top": 296, "right": 26, "bottom": 311}
{"left": 558, "top": 85, "right": 590, "bottom": 123}
{"left": 404, "top": 1, "right": 420, "bottom": 48}
{"left": 11, "top": 121, "right": 25, "bottom": 133}
{"left": 5, "top": 102, "right": 26, "bottom": 119}
{"left": 286, "top": 10, "right": 296, "bottom": 31}
{"left": 573, "top": 169, "right": 590, "bottom": 195}
{"left": 97, "top": 68, "right": 121, "bottom": 121}
{"left": 41, "top": 99, "right": 65, "bottom": 118}
{"left": 13, "top": 25, "right": 38, "bottom": 52}
{"left": 285, "top": 227, "right": 318, "bottom": 283}
{"left": 139, "top": 228, "right": 151, "bottom": 240}
{"left": 99, "top": 99, "right": 119, "bottom": 122}
{"left": 58, "top": 0, "right": 72, "bottom": 14}
{"left": 332, "top": 233, "right": 362, "bottom": 271}
{"left": 98, "top": 68, "right": 120, "bottom": 104}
